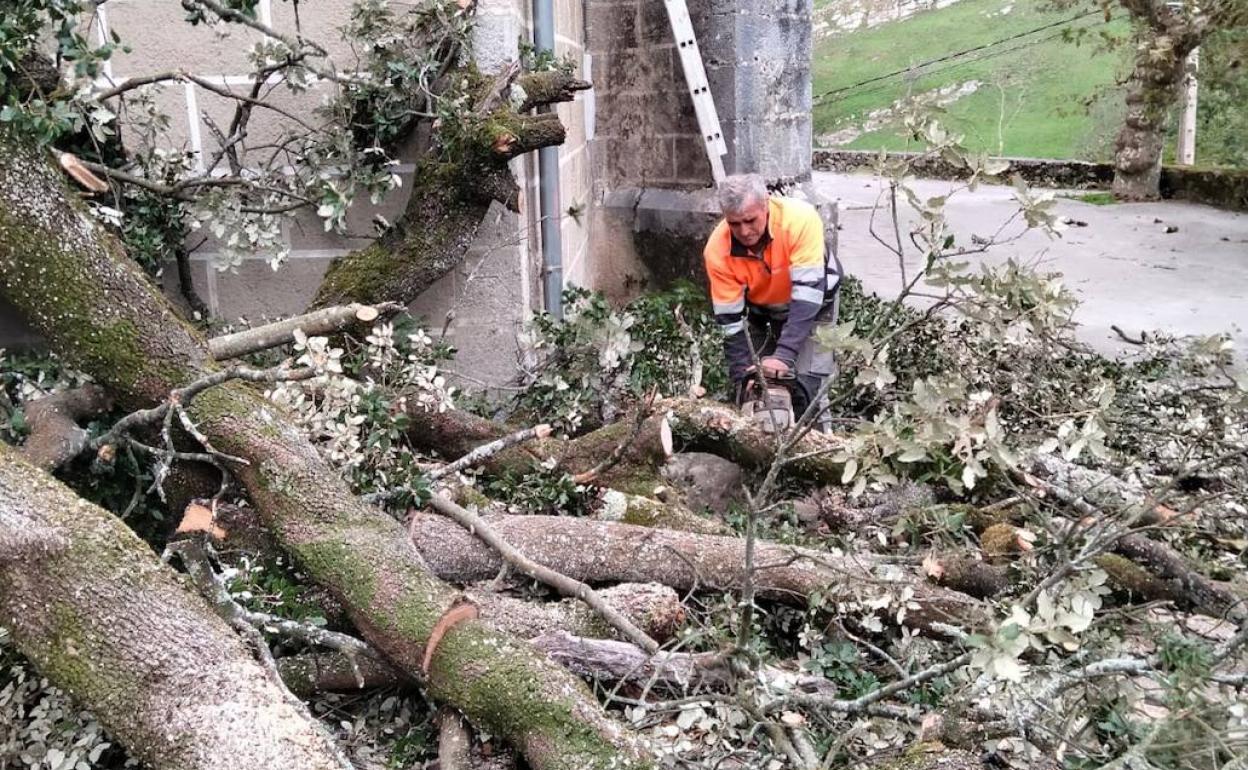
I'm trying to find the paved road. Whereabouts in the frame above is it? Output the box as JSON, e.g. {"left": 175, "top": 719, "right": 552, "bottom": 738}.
{"left": 811, "top": 172, "right": 1248, "bottom": 357}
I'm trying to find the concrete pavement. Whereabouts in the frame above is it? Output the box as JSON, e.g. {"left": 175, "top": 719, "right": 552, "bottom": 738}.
{"left": 812, "top": 171, "right": 1248, "bottom": 357}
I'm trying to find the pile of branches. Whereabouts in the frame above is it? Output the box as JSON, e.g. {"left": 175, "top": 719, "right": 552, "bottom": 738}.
{"left": 0, "top": 6, "right": 1245, "bottom": 770}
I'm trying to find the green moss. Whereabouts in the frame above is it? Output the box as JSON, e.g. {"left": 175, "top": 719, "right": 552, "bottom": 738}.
{"left": 295, "top": 540, "right": 382, "bottom": 611}
{"left": 1066, "top": 191, "right": 1118, "bottom": 205}
{"left": 1096, "top": 553, "right": 1171, "bottom": 602}
{"left": 312, "top": 163, "right": 485, "bottom": 308}
{"left": 0, "top": 128, "right": 200, "bottom": 392}
{"left": 0, "top": 205, "right": 150, "bottom": 388}
{"left": 425, "top": 622, "right": 644, "bottom": 770}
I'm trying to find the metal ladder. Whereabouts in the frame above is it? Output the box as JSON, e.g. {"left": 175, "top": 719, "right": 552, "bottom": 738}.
{"left": 662, "top": 0, "right": 727, "bottom": 183}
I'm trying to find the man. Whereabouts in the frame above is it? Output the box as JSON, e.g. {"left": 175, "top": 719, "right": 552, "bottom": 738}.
{"left": 703, "top": 173, "right": 842, "bottom": 423}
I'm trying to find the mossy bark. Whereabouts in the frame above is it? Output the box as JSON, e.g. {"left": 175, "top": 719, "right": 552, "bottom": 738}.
{"left": 402, "top": 404, "right": 669, "bottom": 493}
{"left": 665, "top": 398, "right": 846, "bottom": 483}
{"left": 0, "top": 446, "right": 349, "bottom": 770}
{"left": 0, "top": 126, "right": 649, "bottom": 770}
{"left": 311, "top": 70, "right": 580, "bottom": 310}
{"left": 312, "top": 167, "right": 493, "bottom": 308}
{"left": 515, "top": 71, "right": 592, "bottom": 113}
{"left": 1111, "top": 4, "right": 1203, "bottom": 200}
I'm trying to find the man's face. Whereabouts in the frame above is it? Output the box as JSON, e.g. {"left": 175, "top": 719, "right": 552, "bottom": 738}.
{"left": 725, "top": 196, "right": 769, "bottom": 250}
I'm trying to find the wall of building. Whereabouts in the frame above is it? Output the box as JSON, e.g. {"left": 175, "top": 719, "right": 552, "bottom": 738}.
{"left": 1, "top": 0, "right": 593, "bottom": 388}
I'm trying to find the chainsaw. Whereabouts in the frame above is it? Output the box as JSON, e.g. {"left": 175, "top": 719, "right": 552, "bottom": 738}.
{"left": 736, "top": 370, "right": 802, "bottom": 434}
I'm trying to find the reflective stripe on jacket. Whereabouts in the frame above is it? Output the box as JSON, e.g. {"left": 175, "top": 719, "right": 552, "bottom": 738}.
{"left": 703, "top": 196, "right": 838, "bottom": 380}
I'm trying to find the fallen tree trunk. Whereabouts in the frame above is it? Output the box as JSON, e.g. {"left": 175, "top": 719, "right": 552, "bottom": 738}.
{"left": 0, "top": 126, "right": 648, "bottom": 770}
{"left": 409, "top": 513, "right": 988, "bottom": 633}
{"left": 1108, "top": 534, "right": 1242, "bottom": 619}
{"left": 664, "top": 399, "right": 846, "bottom": 482}
{"left": 0, "top": 446, "right": 350, "bottom": 770}
{"left": 405, "top": 398, "right": 845, "bottom": 490}
{"left": 403, "top": 403, "right": 674, "bottom": 494}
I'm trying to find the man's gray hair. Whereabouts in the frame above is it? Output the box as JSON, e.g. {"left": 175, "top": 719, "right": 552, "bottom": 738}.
{"left": 717, "top": 173, "right": 768, "bottom": 214}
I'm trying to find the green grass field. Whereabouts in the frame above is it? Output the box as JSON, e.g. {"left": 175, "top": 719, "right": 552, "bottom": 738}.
{"left": 812, "top": 0, "right": 1134, "bottom": 160}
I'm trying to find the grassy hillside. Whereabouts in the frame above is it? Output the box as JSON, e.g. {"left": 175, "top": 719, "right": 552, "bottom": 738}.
{"left": 812, "top": 0, "right": 1134, "bottom": 160}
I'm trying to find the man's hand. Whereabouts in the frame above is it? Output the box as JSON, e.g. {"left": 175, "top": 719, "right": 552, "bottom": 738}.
{"left": 759, "top": 357, "right": 791, "bottom": 377}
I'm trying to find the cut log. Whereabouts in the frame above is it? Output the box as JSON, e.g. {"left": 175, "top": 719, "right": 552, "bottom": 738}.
{"left": 406, "top": 398, "right": 847, "bottom": 491}
{"left": 19, "top": 384, "right": 114, "bottom": 470}
{"left": 207, "top": 302, "right": 402, "bottom": 360}
{"left": 0, "top": 446, "right": 349, "bottom": 770}
{"left": 664, "top": 399, "right": 846, "bottom": 483}
{"left": 922, "top": 554, "right": 1010, "bottom": 599}
{"left": 409, "top": 513, "right": 989, "bottom": 634}
{"left": 0, "top": 125, "right": 649, "bottom": 770}
{"left": 403, "top": 405, "right": 673, "bottom": 495}
{"left": 278, "top": 648, "right": 405, "bottom": 697}
{"left": 469, "top": 582, "right": 687, "bottom": 644}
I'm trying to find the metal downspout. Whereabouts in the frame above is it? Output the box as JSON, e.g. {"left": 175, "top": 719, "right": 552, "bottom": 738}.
{"left": 533, "top": 0, "right": 563, "bottom": 318}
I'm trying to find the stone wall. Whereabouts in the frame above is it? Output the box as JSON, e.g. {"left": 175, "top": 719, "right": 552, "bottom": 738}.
{"left": 814, "top": 149, "right": 1248, "bottom": 212}
{"left": 1, "top": 0, "right": 593, "bottom": 387}
{"left": 586, "top": 0, "right": 814, "bottom": 190}
{"left": 583, "top": 0, "right": 819, "bottom": 299}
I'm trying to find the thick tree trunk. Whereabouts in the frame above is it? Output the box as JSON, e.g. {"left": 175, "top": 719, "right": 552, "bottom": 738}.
{"left": 1111, "top": 3, "right": 1204, "bottom": 200}
{"left": 0, "top": 127, "right": 648, "bottom": 770}
{"left": 1112, "top": 39, "right": 1190, "bottom": 200}
{"left": 409, "top": 513, "right": 989, "bottom": 634}
{"left": 0, "top": 446, "right": 349, "bottom": 770}
{"left": 404, "top": 404, "right": 676, "bottom": 495}
{"left": 404, "top": 397, "right": 842, "bottom": 490}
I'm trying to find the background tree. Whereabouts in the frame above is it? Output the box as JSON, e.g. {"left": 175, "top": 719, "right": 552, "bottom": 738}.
{"left": 1107, "top": 0, "right": 1248, "bottom": 198}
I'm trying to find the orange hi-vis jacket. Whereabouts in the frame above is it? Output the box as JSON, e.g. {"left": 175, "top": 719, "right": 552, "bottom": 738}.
{"left": 703, "top": 195, "right": 838, "bottom": 381}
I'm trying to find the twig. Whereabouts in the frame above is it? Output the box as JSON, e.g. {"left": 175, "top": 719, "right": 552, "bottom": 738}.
{"left": 428, "top": 424, "right": 552, "bottom": 482}
{"left": 425, "top": 493, "right": 661, "bottom": 653}
{"left": 166, "top": 539, "right": 372, "bottom": 687}
{"left": 93, "top": 363, "right": 316, "bottom": 451}
{"left": 1111, "top": 324, "right": 1148, "bottom": 345}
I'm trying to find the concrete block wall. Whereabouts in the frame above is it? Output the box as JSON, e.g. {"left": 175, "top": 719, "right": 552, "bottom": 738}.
{"left": 0, "top": 0, "right": 594, "bottom": 386}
